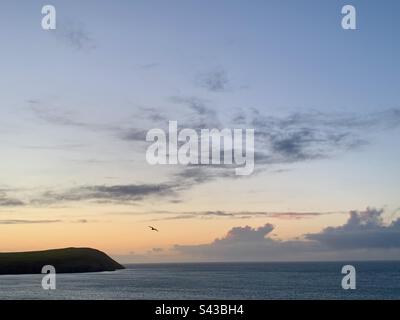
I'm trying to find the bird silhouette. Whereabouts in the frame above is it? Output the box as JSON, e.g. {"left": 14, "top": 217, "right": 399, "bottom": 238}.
{"left": 148, "top": 226, "right": 159, "bottom": 232}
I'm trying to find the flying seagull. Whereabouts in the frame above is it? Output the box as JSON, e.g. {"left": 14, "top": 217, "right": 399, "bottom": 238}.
{"left": 148, "top": 226, "right": 159, "bottom": 232}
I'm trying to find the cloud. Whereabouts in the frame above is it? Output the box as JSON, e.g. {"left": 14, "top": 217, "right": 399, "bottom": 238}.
{"left": 169, "top": 96, "right": 220, "bottom": 129}
{"left": 246, "top": 108, "right": 400, "bottom": 166}
{"left": 0, "top": 198, "right": 25, "bottom": 207}
{"left": 28, "top": 102, "right": 154, "bottom": 145}
{"left": 27, "top": 97, "right": 400, "bottom": 195}
{"left": 173, "top": 166, "right": 234, "bottom": 185}
{"left": 30, "top": 98, "right": 400, "bottom": 177}
{"left": 169, "top": 107, "right": 400, "bottom": 185}
{"left": 28, "top": 100, "right": 147, "bottom": 138}
{"left": 120, "top": 128, "right": 149, "bottom": 142}
{"left": 71, "top": 219, "right": 89, "bottom": 224}
{"left": 137, "top": 107, "right": 168, "bottom": 122}
{"left": 0, "top": 191, "right": 25, "bottom": 207}
{"left": 142, "top": 105, "right": 400, "bottom": 187}
{"left": 29, "top": 105, "right": 88, "bottom": 128}
{"left": 305, "top": 208, "right": 400, "bottom": 249}
{"left": 26, "top": 99, "right": 40, "bottom": 104}
{"left": 146, "top": 210, "right": 338, "bottom": 221}
{"left": 29, "top": 104, "right": 117, "bottom": 132}
{"left": 167, "top": 107, "right": 399, "bottom": 186}
{"left": 169, "top": 96, "right": 214, "bottom": 116}
{"left": 216, "top": 224, "right": 274, "bottom": 243}
{"left": 138, "top": 63, "right": 160, "bottom": 70}
{"left": 195, "top": 67, "right": 229, "bottom": 92}
{"left": 54, "top": 19, "right": 96, "bottom": 51}
{"left": 147, "top": 215, "right": 196, "bottom": 222}
{"left": 173, "top": 208, "right": 400, "bottom": 262}
{"left": 118, "top": 107, "right": 169, "bottom": 142}
{"left": 174, "top": 223, "right": 313, "bottom": 261}
{"left": 32, "top": 183, "right": 178, "bottom": 205}
{"left": 0, "top": 219, "right": 61, "bottom": 225}
{"left": 20, "top": 143, "right": 86, "bottom": 150}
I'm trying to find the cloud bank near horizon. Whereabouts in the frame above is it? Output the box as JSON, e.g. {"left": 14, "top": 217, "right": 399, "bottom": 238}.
{"left": 122, "top": 208, "right": 400, "bottom": 262}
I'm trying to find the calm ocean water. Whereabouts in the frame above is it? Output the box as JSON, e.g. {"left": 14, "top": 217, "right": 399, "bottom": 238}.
{"left": 0, "top": 261, "right": 399, "bottom": 300}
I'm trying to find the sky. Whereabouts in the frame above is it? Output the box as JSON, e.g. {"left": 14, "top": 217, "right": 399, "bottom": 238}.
{"left": 0, "top": 0, "right": 400, "bottom": 262}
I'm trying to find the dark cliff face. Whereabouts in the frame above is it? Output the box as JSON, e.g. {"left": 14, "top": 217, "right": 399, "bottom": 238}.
{"left": 0, "top": 247, "right": 125, "bottom": 275}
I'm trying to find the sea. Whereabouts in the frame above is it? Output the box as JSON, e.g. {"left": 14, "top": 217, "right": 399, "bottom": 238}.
{"left": 0, "top": 261, "right": 399, "bottom": 300}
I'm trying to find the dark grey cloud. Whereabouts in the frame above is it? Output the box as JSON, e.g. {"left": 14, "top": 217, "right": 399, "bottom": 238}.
{"left": 174, "top": 166, "right": 234, "bottom": 185}
{"left": 245, "top": 108, "right": 400, "bottom": 166}
{"left": 172, "top": 162, "right": 263, "bottom": 188}
{"left": 0, "top": 191, "right": 25, "bottom": 207}
{"left": 27, "top": 96, "right": 400, "bottom": 193}
{"left": 231, "top": 113, "right": 247, "bottom": 125}
{"left": 174, "top": 208, "right": 400, "bottom": 261}
{"left": 155, "top": 107, "right": 398, "bottom": 188}
{"left": 174, "top": 223, "right": 316, "bottom": 261}
{"left": 157, "top": 106, "right": 400, "bottom": 186}
{"left": 195, "top": 67, "right": 229, "bottom": 92}
{"left": 32, "top": 183, "right": 178, "bottom": 205}
{"left": 306, "top": 208, "right": 400, "bottom": 249}
{"left": 0, "top": 198, "right": 25, "bottom": 207}
{"left": 248, "top": 109, "right": 400, "bottom": 130}
{"left": 120, "top": 128, "right": 148, "bottom": 142}
{"left": 217, "top": 224, "right": 274, "bottom": 243}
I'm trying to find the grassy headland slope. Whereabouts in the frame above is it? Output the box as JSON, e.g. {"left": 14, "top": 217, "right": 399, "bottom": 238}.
{"left": 0, "top": 247, "right": 125, "bottom": 275}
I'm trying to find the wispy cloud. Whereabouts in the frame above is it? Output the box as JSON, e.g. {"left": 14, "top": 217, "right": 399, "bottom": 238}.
{"left": 70, "top": 219, "right": 95, "bottom": 224}
{"left": 126, "top": 103, "right": 400, "bottom": 188}
{"left": 173, "top": 107, "right": 400, "bottom": 185}
{"left": 28, "top": 102, "right": 119, "bottom": 132}
{"left": 137, "top": 63, "right": 160, "bottom": 70}
{"left": 169, "top": 96, "right": 214, "bottom": 116}
{"left": 29, "top": 104, "right": 88, "bottom": 128}
{"left": 0, "top": 219, "right": 60, "bottom": 225}
{"left": 26, "top": 97, "right": 400, "bottom": 197}
{"left": 54, "top": 19, "right": 96, "bottom": 51}
{"left": 245, "top": 108, "right": 400, "bottom": 165}
{"left": 32, "top": 183, "right": 178, "bottom": 205}
{"left": 145, "top": 210, "right": 339, "bottom": 221}
{"left": 195, "top": 67, "right": 229, "bottom": 92}
{"left": 169, "top": 95, "right": 220, "bottom": 129}
{"left": 20, "top": 143, "right": 86, "bottom": 150}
